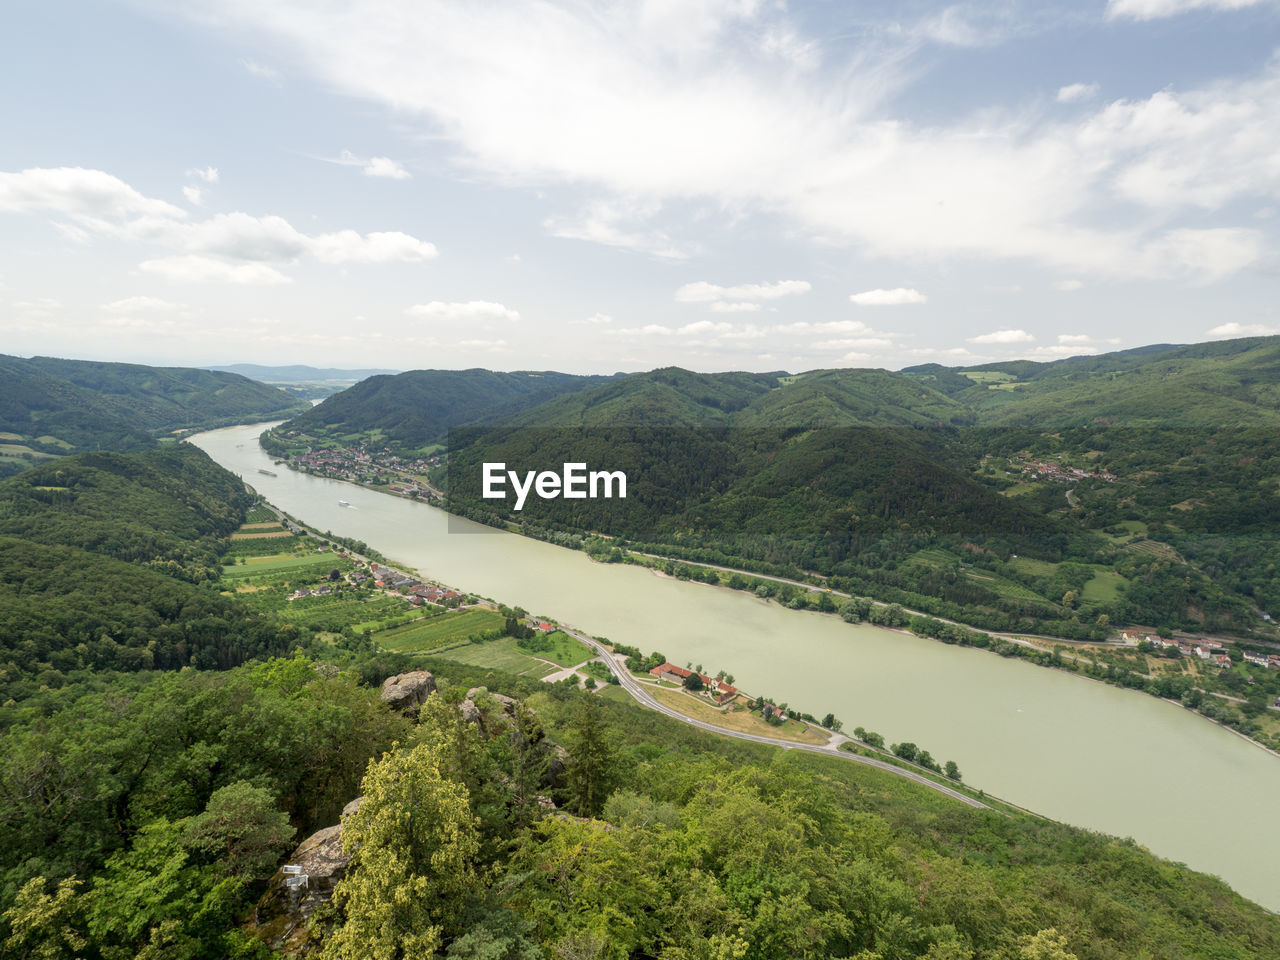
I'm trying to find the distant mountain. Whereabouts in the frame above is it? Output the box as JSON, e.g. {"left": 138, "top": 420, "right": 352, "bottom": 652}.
{"left": 206, "top": 363, "right": 400, "bottom": 382}
{"left": 0, "top": 355, "right": 311, "bottom": 475}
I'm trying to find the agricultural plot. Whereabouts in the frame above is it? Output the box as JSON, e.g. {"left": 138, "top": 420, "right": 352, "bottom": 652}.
{"left": 428, "top": 636, "right": 566, "bottom": 679}
{"left": 222, "top": 552, "right": 340, "bottom": 579}
{"left": 375, "top": 608, "right": 507, "bottom": 655}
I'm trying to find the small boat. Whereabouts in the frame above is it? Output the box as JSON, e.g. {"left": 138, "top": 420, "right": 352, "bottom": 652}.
{"left": 338, "top": 500, "right": 351, "bottom": 507}
{"left": 258, "top": 469, "right": 277, "bottom": 477}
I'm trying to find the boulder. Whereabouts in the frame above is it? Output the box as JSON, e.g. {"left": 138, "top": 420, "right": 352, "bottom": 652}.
{"left": 249, "top": 823, "right": 351, "bottom": 953}
{"left": 341, "top": 796, "right": 363, "bottom": 820}
{"left": 380, "top": 671, "right": 436, "bottom": 716}
{"left": 459, "top": 697, "right": 482, "bottom": 726}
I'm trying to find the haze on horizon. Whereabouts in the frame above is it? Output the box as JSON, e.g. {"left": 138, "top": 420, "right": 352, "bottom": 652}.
{"left": 3, "top": 0, "right": 1280, "bottom": 375}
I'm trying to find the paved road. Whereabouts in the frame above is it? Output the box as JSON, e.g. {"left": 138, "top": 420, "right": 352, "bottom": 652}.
{"left": 561, "top": 628, "right": 990, "bottom": 811}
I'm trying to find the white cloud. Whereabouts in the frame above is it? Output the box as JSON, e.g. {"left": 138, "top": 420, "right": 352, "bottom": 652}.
{"left": 332, "top": 150, "right": 412, "bottom": 180}
{"left": 407, "top": 300, "right": 519, "bottom": 322}
{"left": 546, "top": 199, "right": 688, "bottom": 259}
{"left": 1051, "top": 279, "right": 1083, "bottom": 291}
{"left": 1, "top": 167, "right": 435, "bottom": 274}
{"left": 189, "top": 166, "right": 219, "bottom": 183}
{"left": 969, "top": 328, "right": 1036, "bottom": 344}
{"left": 136, "top": 3, "right": 1280, "bottom": 282}
{"left": 1106, "top": 0, "right": 1266, "bottom": 20}
{"left": 0, "top": 167, "right": 185, "bottom": 220}
{"left": 139, "top": 255, "right": 292, "bottom": 285}
{"left": 849, "top": 287, "right": 927, "bottom": 306}
{"left": 363, "top": 156, "right": 412, "bottom": 179}
{"left": 678, "top": 320, "right": 733, "bottom": 337}
{"left": 709, "top": 301, "right": 762, "bottom": 313}
{"left": 102, "top": 295, "right": 182, "bottom": 313}
{"left": 820, "top": 337, "right": 894, "bottom": 350}
{"left": 1056, "top": 83, "right": 1099, "bottom": 104}
{"left": 457, "top": 338, "right": 510, "bottom": 350}
{"left": 675, "top": 279, "right": 811, "bottom": 303}
{"left": 612, "top": 323, "right": 676, "bottom": 337}
{"left": 570, "top": 312, "right": 614, "bottom": 325}
{"left": 1057, "top": 334, "right": 1093, "bottom": 345}
{"left": 308, "top": 230, "right": 436, "bottom": 263}
{"left": 182, "top": 185, "right": 203, "bottom": 206}
{"left": 241, "top": 59, "right": 281, "bottom": 83}
{"left": 1206, "top": 321, "right": 1279, "bottom": 337}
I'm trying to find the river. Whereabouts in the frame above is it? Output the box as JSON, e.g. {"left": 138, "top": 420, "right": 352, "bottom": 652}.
{"left": 194, "top": 423, "right": 1280, "bottom": 910}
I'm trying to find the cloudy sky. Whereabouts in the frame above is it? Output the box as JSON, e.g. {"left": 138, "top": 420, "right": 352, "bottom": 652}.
{"left": 3, "top": 0, "right": 1279, "bottom": 374}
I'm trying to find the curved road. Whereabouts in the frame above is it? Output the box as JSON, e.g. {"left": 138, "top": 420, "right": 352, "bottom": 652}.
{"left": 563, "top": 627, "right": 991, "bottom": 811}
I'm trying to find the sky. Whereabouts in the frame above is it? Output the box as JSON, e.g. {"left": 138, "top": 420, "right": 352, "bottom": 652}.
{"left": 2, "top": 0, "right": 1280, "bottom": 375}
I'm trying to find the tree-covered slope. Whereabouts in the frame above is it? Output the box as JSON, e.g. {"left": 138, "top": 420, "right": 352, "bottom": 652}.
{"left": 933, "top": 336, "right": 1280, "bottom": 427}
{"left": 0, "top": 354, "right": 310, "bottom": 473}
{"left": 278, "top": 368, "right": 620, "bottom": 448}
{"left": 0, "top": 444, "right": 299, "bottom": 708}
{"left": 0, "top": 444, "right": 250, "bottom": 578}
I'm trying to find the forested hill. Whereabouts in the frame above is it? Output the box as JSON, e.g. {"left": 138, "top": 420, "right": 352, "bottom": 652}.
{"left": 272, "top": 336, "right": 1280, "bottom": 640}
{"left": 277, "top": 368, "right": 620, "bottom": 449}
{"left": 0, "top": 444, "right": 297, "bottom": 711}
{"left": 0, "top": 354, "right": 310, "bottom": 475}
{"left": 903, "top": 335, "right": 1280, "bottom": 427}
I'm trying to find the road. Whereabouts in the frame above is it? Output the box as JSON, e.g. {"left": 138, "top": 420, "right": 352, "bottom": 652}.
{"left": 560, "top": 627, "right": 991, "bottom": 811}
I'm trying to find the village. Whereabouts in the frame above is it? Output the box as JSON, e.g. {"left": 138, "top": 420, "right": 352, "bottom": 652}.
{"left": 1019, "top": 457, "right": 1118, "bottom": 483}
{"left": 281, "top": 434, "right": 442, "bottom": 501}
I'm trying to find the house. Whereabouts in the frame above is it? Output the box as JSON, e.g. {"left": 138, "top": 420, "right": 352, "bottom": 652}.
{"left": 1269, "top": 655, "right": 1280, "bottom": 670}
{"left": 536, "top": 621, "right": 554, "bottom": 633}
{"left": 1244, "top": 651, "right": 1269, "bottom": 667}
{"left": 1193, "top": 646, "right": 1212, "bottom": 660}
{"left": 1216, "top": 654, "right": 1233, "bottom": 668}
{"left": 650, "top": 662, "right": 692, "bottom": 684}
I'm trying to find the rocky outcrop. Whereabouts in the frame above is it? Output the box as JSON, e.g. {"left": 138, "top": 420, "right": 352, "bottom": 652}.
{"left": 380, "top": 671, "right": 436, "bottom": 717}
{"left": 341, "top": 796, "right": 363, "bottom": 820}
{"left": 249, "top": 823, "right": 352, "bottom": 955}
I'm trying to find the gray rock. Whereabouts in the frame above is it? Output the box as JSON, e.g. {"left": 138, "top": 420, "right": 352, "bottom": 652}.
{"left": 249, "top": 823, "right": 351, "bottom": 952}
{"left": 380, "top": 671, "right": 436, "bottom": 716}
{"left": 459, "top": 698, "right": 482, "bottom": 725}
{"left": 340, "top": 796, "right": 363, "bottom": 820}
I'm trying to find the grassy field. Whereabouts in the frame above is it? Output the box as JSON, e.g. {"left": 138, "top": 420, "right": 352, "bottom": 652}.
{"left": 428, "top": 636, "right": 566, "bottom": 679}
{"left": 648, "top": 685, "right": 828, "bottom": 745}
{"left": 1081, "top": 569, "right": 1126, "bottom": 604}
{"left": 1006, "top": 555, "right": 1059, "bottom": 577}
{"left": 375, "top": 608, "right": 506, "bottom": 654}
{"left": 244, "top": 505, "right": 279, "bottom": 523}
{"left": 513, "top": 630, "right": 593, "bottom": 667}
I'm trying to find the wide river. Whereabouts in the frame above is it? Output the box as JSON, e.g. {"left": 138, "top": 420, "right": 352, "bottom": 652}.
{"left": 195, "top": 423, "right": 1280, "bottom": 910}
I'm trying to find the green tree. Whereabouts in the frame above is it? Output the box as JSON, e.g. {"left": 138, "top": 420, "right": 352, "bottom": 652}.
{"left": 944, "top": 760, "right": 962, "bottom": 781}
{"left": 322, "top": 742, "right": 480, "bottom": 960}
{"left": 891, "top": 742, "right": 918, "bottom": 763}
{"left": 3, "top": 877, "right": 87, "bottom": 960}
{"left": 562, "top": 700, "right": 618, "bottom": 818}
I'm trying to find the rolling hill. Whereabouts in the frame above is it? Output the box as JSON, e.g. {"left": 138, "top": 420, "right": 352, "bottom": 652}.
{"left": 270, "top": 336, "right": 1280, "bottom": 639}
{"left": 0, "top": 354, "right": 310, "bottom": 475}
